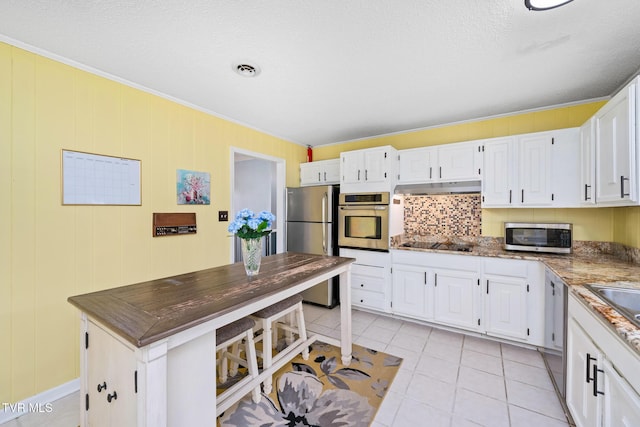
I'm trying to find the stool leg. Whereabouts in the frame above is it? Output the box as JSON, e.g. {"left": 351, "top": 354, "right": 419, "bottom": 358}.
{"left": 297, "top": 304, "right": 309, "bottom": 360}
{"left": 262, "top": 318, "right": 274, "bottom": 394}
{"left": 219, "top": 348, "right": 228, "bottom": 383}
{"left": 244, "top": 331, "right": 261, "bottom": 404}
{"left": 284, "top": 312, "right": 295, "bottom": 345}
{"left": 229, "top": 341, "right": 240, "bottom": 376}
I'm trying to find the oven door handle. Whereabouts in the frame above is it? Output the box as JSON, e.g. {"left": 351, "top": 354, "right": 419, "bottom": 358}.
{"left": 339, "top": 205, "right": 388, "bottom": 211}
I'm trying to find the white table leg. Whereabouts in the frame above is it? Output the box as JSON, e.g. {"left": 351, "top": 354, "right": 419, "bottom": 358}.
{"left": 339, "top": 266, "right": 352, "bottom": 366}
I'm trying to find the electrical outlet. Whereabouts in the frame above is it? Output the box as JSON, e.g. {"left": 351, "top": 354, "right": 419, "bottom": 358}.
{"left": 218, "top": 211, "right": 229, "bottom": 222}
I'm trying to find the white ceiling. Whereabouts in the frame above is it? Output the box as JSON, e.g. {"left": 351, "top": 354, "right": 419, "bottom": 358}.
{"left": 1, "top": 0, "right": 640, "bottom": 146}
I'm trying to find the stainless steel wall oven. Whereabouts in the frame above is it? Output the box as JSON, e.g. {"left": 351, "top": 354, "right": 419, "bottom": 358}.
{"left": 338, "top": 192, "right": 390, "bottom": 251}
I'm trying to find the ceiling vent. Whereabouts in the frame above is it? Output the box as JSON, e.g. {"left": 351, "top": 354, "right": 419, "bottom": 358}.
{"left": 233, "top": 62, "right": 261, "bottom": 77}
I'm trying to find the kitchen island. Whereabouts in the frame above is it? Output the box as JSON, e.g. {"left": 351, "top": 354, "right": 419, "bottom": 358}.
{"left": 68, "top": 252, "right": 354, "bottom": 427}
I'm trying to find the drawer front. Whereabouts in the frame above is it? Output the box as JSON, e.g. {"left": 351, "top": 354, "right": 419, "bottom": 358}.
{"left": 351, "top": 272, "right": 386, "bottom": 293}
{"left": 483, "top": 257, "right": 531, "bottom": 277}
{"left": 352, "top": 288, "right": 386, "bottom": 311}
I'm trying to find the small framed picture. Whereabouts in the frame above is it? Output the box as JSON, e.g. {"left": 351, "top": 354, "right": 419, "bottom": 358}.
{"left": 177, "top": 169, "right": 210, "bottom": 205}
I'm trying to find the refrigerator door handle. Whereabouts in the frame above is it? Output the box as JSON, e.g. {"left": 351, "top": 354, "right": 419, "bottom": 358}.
{"left": 322, "top": 192, "right": 327, "bottom": 254}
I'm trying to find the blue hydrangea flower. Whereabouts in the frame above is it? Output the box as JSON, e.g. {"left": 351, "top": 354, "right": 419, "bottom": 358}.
{"left": 227, "top": 209, "right": 275, "bottom": 239}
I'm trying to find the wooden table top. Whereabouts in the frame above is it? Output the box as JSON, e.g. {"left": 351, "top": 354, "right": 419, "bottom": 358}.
{"left": 68, "top": 252, "right": 354, "bottom": 348}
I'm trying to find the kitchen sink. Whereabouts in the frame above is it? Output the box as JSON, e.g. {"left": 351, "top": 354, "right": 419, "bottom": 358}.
{"left": 584, "top": 284, "right": 640, "bottom": 328}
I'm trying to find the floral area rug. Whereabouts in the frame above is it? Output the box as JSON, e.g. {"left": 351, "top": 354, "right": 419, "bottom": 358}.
{"left": 217, "top": 341, "right": 403, "bottom": 427}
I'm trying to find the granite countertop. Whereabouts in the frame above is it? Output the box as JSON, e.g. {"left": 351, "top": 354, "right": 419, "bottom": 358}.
{"left": 391, "top": 237, "right": 640, "bottom": 355}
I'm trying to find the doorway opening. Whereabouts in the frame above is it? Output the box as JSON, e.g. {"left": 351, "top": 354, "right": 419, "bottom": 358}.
{"left": 229, "top": 148, "right": 286, "bottom": 263}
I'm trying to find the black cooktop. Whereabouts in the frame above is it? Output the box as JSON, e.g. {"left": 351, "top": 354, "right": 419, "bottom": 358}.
{"left": 400, "top": 241, "right": 473, "bottom": 252}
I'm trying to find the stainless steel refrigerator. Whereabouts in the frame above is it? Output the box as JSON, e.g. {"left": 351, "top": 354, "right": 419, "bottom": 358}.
{"left": 286, "top": 185, "right": 339, "bottom": 307}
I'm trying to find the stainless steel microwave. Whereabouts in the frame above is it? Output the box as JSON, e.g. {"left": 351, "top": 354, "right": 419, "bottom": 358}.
{"left": 504, "top": 223, "right": 572, "bottom": 254}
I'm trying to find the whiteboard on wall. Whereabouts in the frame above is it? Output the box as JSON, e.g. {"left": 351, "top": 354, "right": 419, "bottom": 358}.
{"left": 61, "top": 150, "right": 142, "bottom": 205}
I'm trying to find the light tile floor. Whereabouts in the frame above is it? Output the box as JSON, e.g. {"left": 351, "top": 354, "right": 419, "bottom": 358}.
{"left": 1, "top": 305, "right": 571, "bottom": 427}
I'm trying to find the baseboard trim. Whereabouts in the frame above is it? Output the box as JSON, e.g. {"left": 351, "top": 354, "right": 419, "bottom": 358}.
{"left": 0, "top": 378, "right": 80, "bottom": 424}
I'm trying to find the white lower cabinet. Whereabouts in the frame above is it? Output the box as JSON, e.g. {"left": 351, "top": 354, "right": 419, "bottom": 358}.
{"left": 602, "top": 358, "right": 640, "bottom": 427}
{"left": 391, "top": 251, "right": 544, "bottom": 346}
{"left": 567, "top": 316, "right": 603, "bottom": 427}
{"left": 84, "top": 319, "right": 137, "bottom": 426}
{"left": 392, "top": 264, "right": 433, "bottom": 319}
{"left": 433, "top": 268, "right": 480, "bottom": 331}
{"left": 566, "top": 292, "right": 640, "bottom": 427}
{"left": 483, "top": 273, "right": 528, "bottom": 341}
{"left": 483, "top": 258, "right": 544, "bottom": 344}
{"left": 341, "top": 248, "right": 392, "bottom": 313}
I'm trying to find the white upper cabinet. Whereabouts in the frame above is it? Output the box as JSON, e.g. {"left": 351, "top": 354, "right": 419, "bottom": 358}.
{"left": 519, "top": 133, "right": 553, "bottom": 205}
{"left": 396, "top": 140, "right": 481, "bottom": 184}
{"left": 594, "top": 77, "right": 639, "bottom": 206}
{"left": 397, "top": 146, "right": 436, "bottom": 183}
{"left": 482, "top": 128, "right": 580, "bottom": 208}
{"left": 481, "top": 137, "right": 515, "bottom": 205}
{"left": 580, "top": 118, "right": 597, "bottom": 205}
{"left": 437, "top": 141, "right": 483, "bottom": 182}
{"left": 300, "top": 159, "right": 340, "bottom": 186}
{"left": 340, "top": 145, "right": 397, "bottom": 193}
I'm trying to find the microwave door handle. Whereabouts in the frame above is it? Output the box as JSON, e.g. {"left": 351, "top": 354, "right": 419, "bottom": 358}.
{"left": 322, "top": 193, "right": 327, "bottom": 254}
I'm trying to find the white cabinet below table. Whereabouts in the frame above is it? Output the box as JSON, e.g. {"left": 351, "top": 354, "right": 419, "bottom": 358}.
{"left": 84, "top": 319, "right": 137, "bottom": 426}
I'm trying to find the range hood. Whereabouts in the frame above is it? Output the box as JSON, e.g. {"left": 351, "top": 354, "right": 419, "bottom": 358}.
{"left": 394, "top": 181, "right": 482, "bottom": 195}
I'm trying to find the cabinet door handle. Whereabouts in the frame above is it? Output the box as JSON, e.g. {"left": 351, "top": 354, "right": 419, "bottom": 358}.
{"left": 429, "top": 167, "right": 432, "bottom": 179}
{"left": 439, "top": 166, "right": 442, "bottom": 179}
{"left": 365, "top": 170, "right": 368, "bottom": 181}
{"left": 107, "top": 391, "right": 118, "bottom": 403}
{"left": 357, "top": 170, "right": 361, "bottom": 180}
{"left": 97, "top": 382, "right": 107, "bottom": 393}
{"left": 318, "top": 172, "right": 321, "bottom": 182}
{"left": 621, "top": 176, "right": 630, "bottom": 198}
{"left": 424, "top": 272, "right": 427, "bottom": 284}
{"left": 486, "top": 279, "right": 490, "bottom": 294}
{"left": 434, "top": 273, "right": 438, "bottom": 287}
{"left": 592, "top": 364, "right": 604, "bottom": 397}
{"left": 324, "top": 172, "right": 327, "bottom": 181}
{"left": 586, "top": 353, "right": 596, "bottom": 383}
{"left": 585, "top": 184, "right": 591, "bottom": 201}
{"left": 521, "top": 189, "right": 524, "bottom": 203}
{"left": 509, "top": 190, "right": 512, "bottom": 204}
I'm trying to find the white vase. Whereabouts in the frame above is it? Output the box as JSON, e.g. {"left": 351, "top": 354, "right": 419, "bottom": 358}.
{"left": 241, "top": 237, "right": 262, "bottom": 276}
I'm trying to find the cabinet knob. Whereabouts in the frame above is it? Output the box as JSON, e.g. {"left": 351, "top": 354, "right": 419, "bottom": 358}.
{"left": 97, "top": 382, "right": 107, "bottom": 393}
{"left": 360, "top": 299, "right": 364, "bottom": 303}
{"left": 107, "top": 391, "right": 118, "bottom": 403}
{"left": 360, "top": 283, "right": 364, "bottom": 287}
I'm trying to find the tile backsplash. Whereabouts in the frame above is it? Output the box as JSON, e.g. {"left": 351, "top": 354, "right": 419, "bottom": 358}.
{"left": 403, "top": 194, "right": 482, "bottom": 237}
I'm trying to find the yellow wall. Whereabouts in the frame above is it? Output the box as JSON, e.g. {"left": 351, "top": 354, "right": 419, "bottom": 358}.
{"left": 0, "top": 43, "right": 306, "bottom": 403}
{"left": 313, "top": 101, "right": 624, "bottom": 242}
{"left": 613, "top": 206, "right": 640, "bottom": 248}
